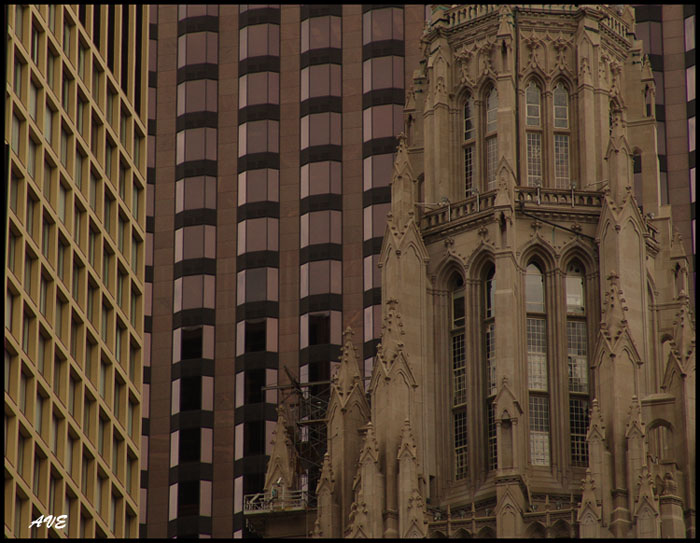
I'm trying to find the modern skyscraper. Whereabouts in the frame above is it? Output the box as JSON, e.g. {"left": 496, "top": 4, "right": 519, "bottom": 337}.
{"left": 245, "top": 4, "right": 695, "bottom": 539}
{"left": 141, "top": 5, "right": 429, "bottom": 538}
{"left": 633, "top": 4, "right": 696, "bottom": 303}
{"left": 5, "top": 4, "right": 148, "bottom": 538}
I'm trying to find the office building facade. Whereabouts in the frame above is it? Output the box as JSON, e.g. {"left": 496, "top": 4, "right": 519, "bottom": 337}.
{"left": 142, "top": 4, "right": 429, "bottom": 538}
{"left": 5, "top": 4, "right": 148, "bottom": 538}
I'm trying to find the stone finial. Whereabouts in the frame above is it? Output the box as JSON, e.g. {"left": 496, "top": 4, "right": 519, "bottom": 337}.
{"left": 263, "top": 409, "right": 296, "bottom": 492}
{"left": 586, "top": 398, "right": 606, "bottom": 442}
{"left": 397, "top": 418, "right": 418, "bottom": 460}
{"left": 577, "top": 469, "right": 602, "bottom": 521}
{"left": 333, "top": 327, "right": 362, "bottom": 399}
{"left": 634, "top": 465, "right": 659, "bottom": 511}
{"left": 358, "top": 422, "right": 380, "bottom": 465}
{"left": 600, "top": 271, "right": 629, "bottom": 339}
{"left": 624, "top": 395, "right": 645, "bottom": 439}
{"left": 671, "top": 292, "right": 695, "bottom": 367}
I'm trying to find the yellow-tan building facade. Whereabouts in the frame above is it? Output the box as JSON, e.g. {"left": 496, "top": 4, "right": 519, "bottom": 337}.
{"left": 5, "top": 4, "right": 148, "bottom": 538}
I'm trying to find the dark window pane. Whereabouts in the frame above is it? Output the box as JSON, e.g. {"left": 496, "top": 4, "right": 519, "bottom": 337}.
{"left": 177, "top": 480, "right": 199, "bottom": 517}
{"left": 245, "top": 268, "right": 267, "bottom": 302}
{"left": 245, "top": 320, "right": 266, "bottom": 352}
{"left": 309, "top": 314, "right": 330, "bottom": 345}
{"left": 245, "top": 369, "right": 265, "bottom": 403}
{"left": 181, "top": 328, "right": 203, "bottom": 359}
{"left": 244, "top": 420, "right": 265, "bottom": 455}
{"left": 180, "top": 376, "right": 202, "bottom": 411}
{"left": 179, "top": 428, "right": 201, "bottom": 463}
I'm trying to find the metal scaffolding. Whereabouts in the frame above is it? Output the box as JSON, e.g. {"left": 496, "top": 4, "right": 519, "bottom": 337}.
{"left": 263, "top": 367, "right": 331, "bottom": 509}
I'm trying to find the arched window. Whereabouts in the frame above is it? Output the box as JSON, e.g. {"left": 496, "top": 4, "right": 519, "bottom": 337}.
{"left": 566, "top": 261, "right": 589, "bottom": 466}
{"left": 526, "top": 81, "right": 543, "bottom": 187}
{"left": 485, "top": 87, "right": 498, "bottom": 191}
{"left": 484, "top": 265, "right": 497, "bottom": 470}
{"left": 464, "top": 95, "right": 476, "bottom": 196}
{"left": 450, "top": 273, "right": 468, "bottom": 479}
{"left": 526, "top": 262, "right": 550, "bottom": 466}
{"left": 553, "top": 83, "right": 571, "bottom": 188}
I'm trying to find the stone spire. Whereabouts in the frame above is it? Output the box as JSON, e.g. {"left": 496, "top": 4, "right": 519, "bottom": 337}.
{"left": 325, "top": 326, "right": 370, "bottom": 535}
{"left": 313, "top": 453, "right": 338, "bottom": 538}
{"left": 577, "top": 470, "right": 602, "bottom": 538}
{"left": 625, "top": 396, "right": 647, "bottom": 507}
{"left": 346, "top": 423, "right": 384, "bottom": 538}
{"left": 332, "top": 327, "right": 364, "bottom": 401}
{"left": 632, "top": 465, "right": 661, "bottom": 538}
{"left": 390, "top": 132, "right": 417, "bottom": 229}
{"left": 670, "top": 291, "right": 695, "bottom": 370}
{"left": 397, "top": 419, "right": 427, "bottom": 538}
{"left": 263, "top": 406, "right": 296, "bottom": 494}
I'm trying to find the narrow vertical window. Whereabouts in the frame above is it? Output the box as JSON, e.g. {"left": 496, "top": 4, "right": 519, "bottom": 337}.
{"left": 450, "top": 274, "right": 467, "bottom": 479}
{"left": 566, "top": 262, "right": 589, "bottom": 466}
{"left": 484, "top": 265, "right": 497, "bottom": 470}
{"left": 463, "top": 95, "right": 476, "bottom": 196}
{"left": 553, "top": 84, "right": 570, "bottom": 188}
{"left": 526, "top": 263, "right": 550, "bottom": 466}
{"left": 485, "top": 88, "right": 498, "bottom": 190}
{"left": 525, "top": 82, "right": 542, "bottom": 187}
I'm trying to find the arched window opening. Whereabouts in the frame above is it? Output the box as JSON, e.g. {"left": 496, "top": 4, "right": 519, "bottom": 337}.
{"left": 484, "top": 265, "right": 497, "bottom": 470}
{"left": 526, "top": 262, "right": 550, "bottom": 466}
{"left": 464, "top": 95, "right": 476, "bottom": 196}
{"left": 450, "top": 273, "right": 468, "bottom": 480}
{"left": 526, "top": 81, "right": 543, "bottom": 187}
{"left": 633, "top": 151, "right": 643, "bottom": 207}
{"left": 566, "top": 261, "right": 589, "bottom": 466}
{"left": 647, "top": 424, "right": 674, "bottom": 464}
{"left": 485, "top": 87, "right": 498, "bottom": 191}
{"left": 553, "top": 83, "right": 571, "bottom": 188}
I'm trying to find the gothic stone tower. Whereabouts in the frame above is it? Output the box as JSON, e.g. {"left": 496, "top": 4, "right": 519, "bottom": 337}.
{"left": 259, "top": 5, "right": 695, "bottom": 538}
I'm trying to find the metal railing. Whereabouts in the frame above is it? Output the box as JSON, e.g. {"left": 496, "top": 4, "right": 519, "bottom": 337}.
{"left": 243, "top": 489, "right": 309, "bottom": 515}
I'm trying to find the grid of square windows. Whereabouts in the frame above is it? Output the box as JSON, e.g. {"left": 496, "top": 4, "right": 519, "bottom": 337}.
{"left": 6, "top": 4, "right": 145, "bottom": 538}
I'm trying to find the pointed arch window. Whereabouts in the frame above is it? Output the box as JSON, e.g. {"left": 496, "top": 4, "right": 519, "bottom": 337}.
{"left": 451, "top": 274, "right": 468, "bottom": 479}
{"left": 485, "top": 87, "right": 498, "bottom": 191}
{"left": 526, "top": 81, "right": 543, "bottom": 187}
{"left": 553, "top": 83, "right": 571, "bottom": 188}
{"left": 463, "top": 95, "right": 476, "bottom": 196}
{"left": 484, "top": 265, "right": 497, "bottom": 470}
{"left": 526, "top": 262, "right": 550, "bottom": 466}
{"left": 566, "top": 261, "right": 589, "bottom": 466}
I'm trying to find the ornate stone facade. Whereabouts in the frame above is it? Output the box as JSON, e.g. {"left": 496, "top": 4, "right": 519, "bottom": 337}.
{"left": 258, "top": 5, "right": 695, "bottom": 538}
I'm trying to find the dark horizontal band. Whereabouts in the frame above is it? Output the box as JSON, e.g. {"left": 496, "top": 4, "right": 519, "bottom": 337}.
{"left": 300, "top": 293, "right": 343, "bottom": 314}
{"left": 177, "top": 64, "right": 219, "bottom": 84}
{"left": 237, "top": 201, "right": 280, "bottom": 221}
{"left": 176, "top": 111, "right": 218, "bottom": 132}
{"left": 300, "top": 194, "right": 343, "bottom": 215}
{"left": 174, "top": 209, "right": 217, "bottom": 229}
{"left": 239, "top": 7, "right": 280, "bottom": 28}
{"left": 178, "top": 16, "right": 219, "bottom": 36}
{"left": 300, "top": 243, "right": 343, "bottom": 264}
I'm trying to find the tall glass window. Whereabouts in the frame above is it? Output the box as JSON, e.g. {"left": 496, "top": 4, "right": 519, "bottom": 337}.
{"left": 566, "top": 261, "right": 589, "bottom": 466}
{"left": 526, "top": 263, "right": 550, "bottom": 466}
{"left": 484, "top": 265, "right": 497, "bottom": 470}
{"left": 526, "top": 82, "right": 542, "bottom": 187}
{"left": 464, "top": 95, "right": 476, "bottom": 196}
{"left": 485, "top": 88, "right": 498, "bottom": 191}
{"left": 450, "top": 274, "right": 467, "bottom": 479}
{"left": 553, "top": 83, "right": 571, "bottom": 188}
